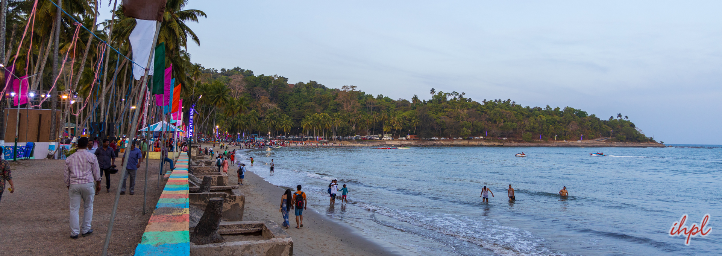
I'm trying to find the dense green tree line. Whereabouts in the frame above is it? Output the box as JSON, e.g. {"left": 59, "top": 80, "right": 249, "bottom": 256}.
{"left": 186, "top": 67, "right": 654, "bottom": 143}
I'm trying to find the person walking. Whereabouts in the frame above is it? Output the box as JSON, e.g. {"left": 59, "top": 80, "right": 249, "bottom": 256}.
{"left": 329, "top": 179, "right": 339, "bottom": 205}
{"left": 293, "top": 185, "right": 307, "bottom": 229}
{"left": 222, "top": 157, "right": 229, "bottom": 173}
{"left": 280, "top": 189, "right": 293, "bottom": 229}
{"left": 120, "top": 141, "right": 142, "bottom": 195}
{"left": 0, "top": 147, "right": 15, "bottom": 204}
{"left": 480, "top": 186, "right": 494, "bottom": 203}
{"left": 270, "top": 159, "right": 275, "bottom": 174}
{"left": 141, "top": 139, "right": 149, "bottom": 159}
{"left": 64, "top": 137, "right": 101, "bottom": 239}
{"left": 216, "top": 155, "right": 223, "bottom": 172}
{"left": 340, "top": 184, "right": 349, "bottom": 204}
{"left": 237, "top": 164, "right": 246, "bottom": 185}
{"left": 94, "top": 139, "right": 117, "bottom": 193}
{"left": 250, "top": 157, "right": 254, "bottom": 166}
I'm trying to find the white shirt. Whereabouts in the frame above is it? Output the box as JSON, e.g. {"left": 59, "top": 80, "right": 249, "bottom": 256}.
{"left": 330, "top": 183, "right": 338, "bottom": 194}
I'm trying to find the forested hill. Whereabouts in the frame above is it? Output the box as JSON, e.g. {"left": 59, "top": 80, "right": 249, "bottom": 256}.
{"left": 187, "top": 66, "right": 655, "bottom": 143}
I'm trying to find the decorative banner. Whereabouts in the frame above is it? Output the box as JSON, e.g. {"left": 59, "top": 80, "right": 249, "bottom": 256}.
{"left": 171, "top": 84, "right": 181, "bottom": 113}
{"left": 152, "top": 43, "right": 166, "bottom": 94}
{"left": 171, "top": 99, "right": 183, "bottom": 120}
{"left": 129, "top": 19, "right": 158, "bottom": 80}
{"left": 188, "top": 104, "right": 195, "bottom": 138}
{"left": 13, "top": 76, "right": 28, "bottom": 106}
{"left": 155, "top": 64, "right": 171, "bottom": 104}
{"left": 163, "top": 78, "right": 174, "bottom": 114}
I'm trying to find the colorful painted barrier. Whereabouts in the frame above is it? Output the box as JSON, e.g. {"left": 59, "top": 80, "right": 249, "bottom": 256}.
{"left": 135, "top": 153, "right": 190, "bottom": 256}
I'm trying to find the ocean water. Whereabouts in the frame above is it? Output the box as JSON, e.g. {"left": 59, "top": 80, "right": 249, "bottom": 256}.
{"left": 238, "top": 146, "right": 721, "bottom": 255}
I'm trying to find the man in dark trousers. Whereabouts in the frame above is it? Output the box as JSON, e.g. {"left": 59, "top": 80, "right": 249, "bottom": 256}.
{"left": 120, "top": 140, "right": 142, "bottom": 195}
{"left": 94, "top": 139, "right": 117, "bottom": 193}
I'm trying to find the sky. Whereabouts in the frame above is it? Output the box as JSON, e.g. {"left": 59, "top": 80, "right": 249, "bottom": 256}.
{"left": 102, "top": 1, "right": 722, "bottom": 144}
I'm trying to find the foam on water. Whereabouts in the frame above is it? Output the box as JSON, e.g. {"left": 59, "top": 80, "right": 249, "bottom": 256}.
{"left": 239, "top": 146, "right": 722, "bottom": 255}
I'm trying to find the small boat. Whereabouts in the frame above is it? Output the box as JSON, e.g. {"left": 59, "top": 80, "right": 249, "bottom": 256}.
{"left": 397, "top": 147, "right": 411, "bottom": 150}
{"left": 374, "top": 147, "right": 398, "bottom": 149}
{"left": 515, "top": 153, "right": 526, "bottom": 157}
{"left": 590, "top": 152, "right": 605, "bottom": 156}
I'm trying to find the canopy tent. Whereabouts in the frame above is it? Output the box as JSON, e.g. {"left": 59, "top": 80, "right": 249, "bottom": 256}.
{"left": 139, "top": 121, "right": 182, "bottom": 132}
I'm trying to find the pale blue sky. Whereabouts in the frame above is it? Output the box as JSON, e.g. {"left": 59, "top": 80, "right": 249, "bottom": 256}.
{"left": 103, "top": 1, "right": 722, "bottom": 144}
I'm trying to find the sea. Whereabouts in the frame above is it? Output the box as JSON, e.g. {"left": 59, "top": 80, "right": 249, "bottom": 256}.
{"left": 237, "top": 145, "right": 721, "bottom": 255}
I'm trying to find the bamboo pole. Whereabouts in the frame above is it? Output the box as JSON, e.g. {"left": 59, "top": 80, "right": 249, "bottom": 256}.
{"left": 102, "top": 21, "right": 161, "bottom": 256}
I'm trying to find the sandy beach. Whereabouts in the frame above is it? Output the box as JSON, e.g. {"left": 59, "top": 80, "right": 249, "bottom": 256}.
{"left": 227, "top": 156, "right": 397, "bottom": 256}
{"left": 0, "top": 159, "right": 167, "bottom": 255}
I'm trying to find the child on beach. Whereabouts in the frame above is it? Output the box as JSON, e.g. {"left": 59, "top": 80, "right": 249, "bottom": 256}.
{"left": 250, "top": 157, "right": 254, "bottom": 166}
{"left": 340, "top": 184, "right": 348, "bottom": 203}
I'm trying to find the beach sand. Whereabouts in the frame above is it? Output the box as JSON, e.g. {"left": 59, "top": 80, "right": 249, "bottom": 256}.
{"left": 0, "top": 158, "right": 166, "bottom": 255}
{"left": 227, "top": 157, "right": 397, "bottom": 256}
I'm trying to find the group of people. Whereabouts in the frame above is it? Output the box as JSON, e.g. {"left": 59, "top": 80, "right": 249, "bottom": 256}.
{"left": 480, "top": 185, "right": 569, "bottom": 203}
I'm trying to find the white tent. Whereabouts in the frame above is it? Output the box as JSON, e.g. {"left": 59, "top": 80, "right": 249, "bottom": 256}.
{"left": 138, "top": 121, "right": 182, "bottom": 132}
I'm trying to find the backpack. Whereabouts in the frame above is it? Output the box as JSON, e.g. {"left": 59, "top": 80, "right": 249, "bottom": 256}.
{"left": 295, "top": 192, "right": 305, "bottom": 208}
{"left": 216, "top": 158, "right": 222, "bottom": 166}
{"left": 328, "top": 188, "right": 332, "bottom": 194}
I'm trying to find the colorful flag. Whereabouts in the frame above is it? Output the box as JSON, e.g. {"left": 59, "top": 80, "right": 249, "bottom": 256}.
{"left": 163, "top": 78, "right": 174, "bottom": 113}
{"left": 155, "top": 64, "right": 171, "bottom": 105}
{"left": 13, "top": 76, "right": 28, "bottom": 106}
{"left": 152, "top": 42, "right": 165, "bottom": 94}
{"left": 123, "top": 0, "right": 167, "bottom": 21}
{"left": 171, "top": 84, "right": 181, "bottom": 113}
{"left": 171, "top": 99, "right": 183, "bottom": 120}
{"left": 129, "top": 19, "right": 158, "bottom": 80}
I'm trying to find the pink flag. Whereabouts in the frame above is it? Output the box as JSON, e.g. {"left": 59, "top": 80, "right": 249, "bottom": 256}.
{"left": 155, "top": 64, "right": 172, "bottom": 106}
{"left": 13, "top": 76, "right": 28, "bottom": 106}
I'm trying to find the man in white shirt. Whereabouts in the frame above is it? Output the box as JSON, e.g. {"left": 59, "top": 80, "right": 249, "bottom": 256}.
{"left": 329, "top": 179, "right": 339, "bottom": 205}
{"left": 64, "top": 137, "right": 101, "bottom": 239}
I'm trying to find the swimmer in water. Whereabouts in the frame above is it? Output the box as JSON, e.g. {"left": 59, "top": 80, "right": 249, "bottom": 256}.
{"left": 508, "top": 184, "right": 515, "bottom": 202}
{"left": 559, "top": 186, "right": 568, "bottom": 197}
{"left": 480, "top": 186, "right": 494, "bottom": 203}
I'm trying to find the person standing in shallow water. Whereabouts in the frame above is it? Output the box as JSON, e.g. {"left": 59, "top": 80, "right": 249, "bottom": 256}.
{"left": 507, "top": 184, "right": 515, "bottom": 202}
{"left": 270, "top": 159, "right": 275, "bottom": 174}
{"left": 480, "top": 186, "right": 494, "bottom": 203}
{"left": 559, "top": 186, "right": 568, "bottom": 197}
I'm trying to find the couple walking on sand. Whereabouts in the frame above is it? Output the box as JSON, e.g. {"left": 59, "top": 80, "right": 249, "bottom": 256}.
{"left": 280, "top": 185, "right": 307, "bottom": 229}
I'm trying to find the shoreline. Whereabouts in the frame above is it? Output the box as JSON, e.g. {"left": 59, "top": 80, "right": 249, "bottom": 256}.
{"left": 261, "top": 140, "right": 665, "bottom": 148}
{"left": 230, "top": 157, "right": 398, "bottom": 256}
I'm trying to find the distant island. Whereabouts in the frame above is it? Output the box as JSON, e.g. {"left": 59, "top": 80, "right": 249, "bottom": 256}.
{"left": 187, "top": 66, "right": 658, "bottom": 144}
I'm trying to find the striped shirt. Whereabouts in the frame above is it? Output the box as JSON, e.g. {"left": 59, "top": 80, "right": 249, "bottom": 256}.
{"left": 64, "top": 149, "right": 101, "bottom": 186}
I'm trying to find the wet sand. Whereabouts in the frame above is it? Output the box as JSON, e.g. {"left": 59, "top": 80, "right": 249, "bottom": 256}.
{"left": 230, "top": 163, "right": 397, "bottom": 256}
